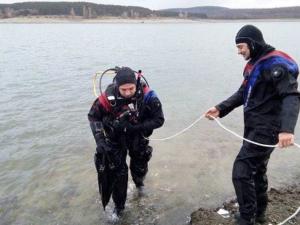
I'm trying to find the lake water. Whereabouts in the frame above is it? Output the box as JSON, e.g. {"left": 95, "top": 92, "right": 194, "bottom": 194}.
{"left": 1, "top": 21, "right": 300, "bottom": 225}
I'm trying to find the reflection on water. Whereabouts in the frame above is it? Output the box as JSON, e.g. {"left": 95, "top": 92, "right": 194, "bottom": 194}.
{"left": 1, "top": 21, "right": 300, "bottom": 225}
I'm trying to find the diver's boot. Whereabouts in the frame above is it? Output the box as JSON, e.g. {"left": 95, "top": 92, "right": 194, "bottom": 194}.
{"left": 114, "top": 207, "right": 124, "bottom": 216}
{"left": 137, "top": 185, "right": 146, "bottom": 197}
{"left": 256, "top": 213, "right": 267, "bottom": 224}
{"left": 111, "top": 206, "right": 124, "bottom": 222}
{"left": 134, "top": 177, "right": 145, "bottom": 197}
{"left": 133, "top": 176, "right": 144, "bottom": 188}
{"left": 234, "top": 212, "right": 255, "bottom": 225}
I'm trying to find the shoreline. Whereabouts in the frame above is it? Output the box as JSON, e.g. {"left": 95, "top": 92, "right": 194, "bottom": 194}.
{"left": 0, "top": 16, "right": 196, "bottom": 24}
{"left": 1, "top": 16, "right": 300, "bottom": 24}
{"left": 190, "top": 184, "right": 300, "bottom": 225}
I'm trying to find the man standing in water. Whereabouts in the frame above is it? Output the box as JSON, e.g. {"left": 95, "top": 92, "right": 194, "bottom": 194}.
{"left": 88, "top": 67, "right": 164, "bottom": 219}
{"left": 205, "top": 25, "right": 300, "bottom": 225}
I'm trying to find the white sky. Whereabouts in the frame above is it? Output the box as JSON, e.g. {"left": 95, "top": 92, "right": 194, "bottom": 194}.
{"left": 1, "top": 0, "right": 300, "bottom": 10}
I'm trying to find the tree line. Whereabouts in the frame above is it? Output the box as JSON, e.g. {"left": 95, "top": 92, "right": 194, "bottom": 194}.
{"left": 0, "top": 2, "right": 207, "bottom": 19}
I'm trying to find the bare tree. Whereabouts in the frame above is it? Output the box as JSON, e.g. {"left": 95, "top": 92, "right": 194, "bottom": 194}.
{"left": 4, "top": 7, "right": 14, "bottom": 18}
{"left": 70, "top": 7, "right": 76, "bottom": 18}
{"left": 83, "top": 5, "right": 88, "bottom": 18}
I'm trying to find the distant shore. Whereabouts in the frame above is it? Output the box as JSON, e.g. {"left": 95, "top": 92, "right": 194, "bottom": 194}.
{"left": 1, "top": 16, "right": 300, "bottom": 24}
{"left": 0, "top": 16, "right": 199, "bottom": 24}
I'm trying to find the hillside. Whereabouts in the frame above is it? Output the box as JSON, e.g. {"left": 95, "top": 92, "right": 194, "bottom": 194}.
{"left": 1, "top": 2, "right": 300, "bottom": 19}
{"left": 162, "top": 6, "right": 300, "bottom": 19}
{"left": 0, "top": 2, "right": 199, "bottom": 19}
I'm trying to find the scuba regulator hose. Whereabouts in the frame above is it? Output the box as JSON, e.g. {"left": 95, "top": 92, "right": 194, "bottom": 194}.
{"left": 93, "top": 66, "right": 149, "bottom": 97}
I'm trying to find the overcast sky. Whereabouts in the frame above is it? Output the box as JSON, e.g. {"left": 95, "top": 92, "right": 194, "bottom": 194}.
{"left": 1, "top": 0, "right": 300, "bottom": 10}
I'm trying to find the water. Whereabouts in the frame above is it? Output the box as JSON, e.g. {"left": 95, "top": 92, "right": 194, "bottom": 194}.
{"left": 1, "top": 21, "right": 300, "bottom": 225}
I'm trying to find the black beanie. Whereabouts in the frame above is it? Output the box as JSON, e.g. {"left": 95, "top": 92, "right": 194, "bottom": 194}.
{"left": 235, "top": 25, "right": 266, "bottom": 59}
{"left": 115, "top": 67, "right": 136, "bottom": 87}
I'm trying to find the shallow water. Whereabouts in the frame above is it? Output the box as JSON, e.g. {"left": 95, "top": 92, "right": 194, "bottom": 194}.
{"left": 1, "top": 21, "right": 300, "bottom": 225}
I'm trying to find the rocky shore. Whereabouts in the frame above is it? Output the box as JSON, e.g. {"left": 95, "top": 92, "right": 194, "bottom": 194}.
{"left": 190, "top": 185, "right": 300, "bottom": 225}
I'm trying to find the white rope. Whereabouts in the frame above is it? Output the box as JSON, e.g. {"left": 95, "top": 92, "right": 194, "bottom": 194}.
{"left": 278, "top": 207, "right": 300, "bottom": 225}
{"left": 211, "top": 116, "right": 277, "bottom": 148}
{"left": 294, "top": 142, "right": 300, "bottom": 148}
{"left": 147, "top": 114, "right": 300, "bottom": 150}
{"left": 145, "top": 115, "right": 206, "bottom": 141}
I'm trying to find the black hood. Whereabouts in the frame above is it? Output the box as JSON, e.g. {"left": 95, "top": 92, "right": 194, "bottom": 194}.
{"left": 249, "top": 44, "right": 275, "bottom": 64}
{"left": 115, "top": 67, "right": 136, "bottom": 87}
{"left": 235, "top": 24, "right": 269, "bottom": 60}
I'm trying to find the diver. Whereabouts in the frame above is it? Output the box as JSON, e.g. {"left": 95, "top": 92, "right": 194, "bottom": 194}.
{"left": 88, "top": 67, "right": 164, "bottom": 218}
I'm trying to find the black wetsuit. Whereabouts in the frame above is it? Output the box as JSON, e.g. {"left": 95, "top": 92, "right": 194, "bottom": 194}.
{"left": 216, "top": 45, "right": 300, "bottom": 224}
{"left": 88, "top": 83, "right": 164, "bottom": 210}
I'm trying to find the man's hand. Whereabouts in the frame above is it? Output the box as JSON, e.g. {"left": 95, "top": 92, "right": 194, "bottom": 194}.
{"left": 278, "top": 132, "right": 294, "bottom": 148}
{"left": 112, "top": 119, "right": 142, "bottom": 134}
{"left": 124, "top": 122, "right": 143, "bottom": 134}
{"left": 112, "top": 119, "right": 127, "bottom": 132}
{"left": 96, "top": 137, "right": 112, "bottom": 153}
{"left": 205, "top": 107, "right": 220, "bottom": 120}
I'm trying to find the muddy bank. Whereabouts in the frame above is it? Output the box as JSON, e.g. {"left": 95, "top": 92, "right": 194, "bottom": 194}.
{"left": 190, "top": 185, "right": 300, "bottom": 225}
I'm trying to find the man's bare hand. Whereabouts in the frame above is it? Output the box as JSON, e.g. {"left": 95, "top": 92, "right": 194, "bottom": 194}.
{"left": 278, "top": 132, "right": 294, "bottom": 148}
{"left": 205, "top": 107, "right": 220, "bottom": 120}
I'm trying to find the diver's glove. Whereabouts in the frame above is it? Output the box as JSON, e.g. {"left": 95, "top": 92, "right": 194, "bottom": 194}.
{"left": 112, "top": 119, "right": 143, "bottom": 134}
{"left": 112, "top": 119, "right": 128, "bottom": 133}
{"left": 113, "top": 120, "right": 137, "bottom": 133}
{"left": 95, "top": 133, "right": 112, "bottom": 153}
{"left": 123, "top": 122, "right": 143, "bottom": 134}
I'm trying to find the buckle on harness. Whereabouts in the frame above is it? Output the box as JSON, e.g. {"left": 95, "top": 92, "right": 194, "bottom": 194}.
{"left": 107, "top": 95, "right": 116, "bottom": 106}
